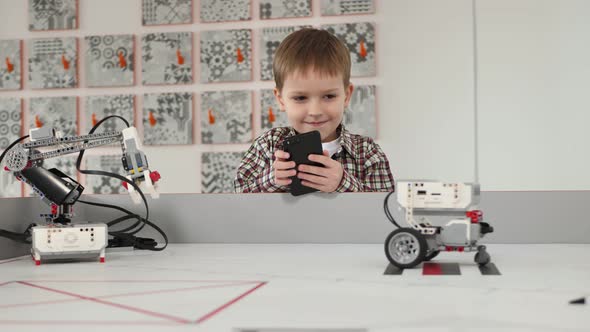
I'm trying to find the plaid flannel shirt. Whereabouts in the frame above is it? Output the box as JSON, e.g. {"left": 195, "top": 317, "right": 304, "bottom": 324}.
{"left": 234, "top": 125, "right": 394, "bottom": 193}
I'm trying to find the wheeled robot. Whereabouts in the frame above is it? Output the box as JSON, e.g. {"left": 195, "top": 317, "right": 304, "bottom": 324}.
{"left": 384, "top": 181, "right": 494, "bottom": 269}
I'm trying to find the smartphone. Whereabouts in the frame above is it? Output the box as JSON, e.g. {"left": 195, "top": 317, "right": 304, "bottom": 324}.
{"left": 281, "top": 130, "right": 324, "bottom": 196}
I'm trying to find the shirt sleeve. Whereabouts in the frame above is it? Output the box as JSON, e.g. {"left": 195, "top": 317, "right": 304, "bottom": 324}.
{"left": 234, "top": 137, "right": 286, "bottom": 193}
{"left": 336, "top": 141, "right": 395, "bottom": 192}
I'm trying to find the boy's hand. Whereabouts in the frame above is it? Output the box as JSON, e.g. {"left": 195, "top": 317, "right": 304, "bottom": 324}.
{"left": 297, "top": 150, "right": 343, "bottom": 192}
{"left": 273, "top": 150, "right": 296, "bottom": 186}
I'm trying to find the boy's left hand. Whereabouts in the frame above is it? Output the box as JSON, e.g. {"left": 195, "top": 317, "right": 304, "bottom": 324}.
{"left": 297, "top": 150, "right": 343, "bottom": 193}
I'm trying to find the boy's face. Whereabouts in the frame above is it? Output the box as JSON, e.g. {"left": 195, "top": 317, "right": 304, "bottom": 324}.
{"left": 274, "top": 68, "right": 353, "bottom": 142}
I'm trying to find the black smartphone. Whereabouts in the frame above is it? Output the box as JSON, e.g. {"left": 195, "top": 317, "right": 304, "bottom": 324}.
{"left": 281, "top": 130, "right": 324, "bottom": 196}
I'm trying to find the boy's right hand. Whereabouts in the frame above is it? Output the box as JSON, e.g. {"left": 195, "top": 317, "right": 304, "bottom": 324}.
{"left": 273, "top": 150, "right": 296, "bottom": 186}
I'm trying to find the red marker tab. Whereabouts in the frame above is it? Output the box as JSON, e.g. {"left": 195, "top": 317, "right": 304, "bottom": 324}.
{"left": 359, "top": 40, "right": 367, "bottom": 58}
{"left": 35, "top": 115, "right": 43, "bottom": 128}
{"left": 148, "top": 111, "right": 157, "bottom": 127}
{"left": 208, "top": 109, "right": 215, "bottom": 125}
{"left": 118, "top": 51, "right": 127, "bottom": 68}
{"left": 5, "top": 57, "right": 14, "bottom": 73}
{"left": 61, "top": 54, "right": 70, "bottom": 70}
{"left": 236, "top": 47, "right": 244, "bottom": 63}
{"left": 177, "top": 49, "right": 184, "bottom": 65}
{"left": 268, "top": 107, "right": 275, "bottom": 123}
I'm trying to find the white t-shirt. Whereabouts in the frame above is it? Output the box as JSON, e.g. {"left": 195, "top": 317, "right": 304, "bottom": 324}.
{"left": 322, "top": 138, "right": 341, "bottom": 158}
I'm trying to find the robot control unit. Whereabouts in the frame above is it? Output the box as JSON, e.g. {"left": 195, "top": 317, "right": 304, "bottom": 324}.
{"left": 384, "top": 181, "right": 494, "bottom": 269}
{"left": 3, "top": 125, "right": 160, "bottom": 265}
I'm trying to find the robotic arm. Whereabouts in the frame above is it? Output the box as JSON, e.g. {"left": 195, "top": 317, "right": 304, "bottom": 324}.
{"left": 1, "top": 122, "right": 164, "bottom": 265}
{"left": 3, "top": 126, "right": 160, "bottom": 224}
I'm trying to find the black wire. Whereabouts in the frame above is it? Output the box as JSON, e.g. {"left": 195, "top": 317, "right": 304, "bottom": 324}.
{"left": 384, "top": 191, "right": 401, "bottom": 228}
{"left": 75, "top": 115, "right": 167, "bottom": 251}
{"left": 77, "top": 200, "right": 168, "bottom": 251}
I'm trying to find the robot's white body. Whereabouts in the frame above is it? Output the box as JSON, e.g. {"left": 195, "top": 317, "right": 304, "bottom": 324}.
{"left": 384, "top": 181, "right": 494, "bottom": 269}
{"left": 4, "top": 126, "right": 160, "bottom": 265}
{"left": 31, "top": 224, "right": 108, "bottom": 265}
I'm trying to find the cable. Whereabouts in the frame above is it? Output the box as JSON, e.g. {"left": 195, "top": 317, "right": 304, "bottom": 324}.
{"left": 384, "top": 191, "right": 401, "bottom": 228}
{"left": 77, "top": 199, "right": 168, "bottom": 251}
{"left": 75, "top": 115, "right": 167, "bottom": 251}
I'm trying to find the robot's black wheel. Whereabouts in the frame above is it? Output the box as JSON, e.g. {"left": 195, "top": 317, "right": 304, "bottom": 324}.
{"left": 384, "top": 227, "right": 427, "bottom": 269}
{"left": 424, "top": 250, "right": 440, "bottom": 262}
{"left": 474, "top": 247, "right": 491, "bottom": 266}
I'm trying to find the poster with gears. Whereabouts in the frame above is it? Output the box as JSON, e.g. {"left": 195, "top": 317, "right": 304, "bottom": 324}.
{"left": 201, "top": 152, "right": 244, "bottom": 193}
{"left": 343, "top": 85, "right": 376, "bottom": 138}
{"left": 200, "top": 29, "right": 252, "bottom": 83}
{"left": 28, "top": 37, "right": 78, "bottom": 89}
{"left": 260, "top": 26, "right": 309, "bottom": 81}
{"left": 29, "top": 96, "right": 78, "bottom": 138}
{"left": 200, "top": 0, "right": 251, "bottom": 23}
{"left": 85, "top": 95, "right": 135, "bottom": 134}
{"left": 84, "top": 155, "right": 126, "bottom": 194}
{"left": 201, "top": 90, "right": 252, "bottom": 144}
{"left": 85, "top": 35, "right": 134, "bottom": 87}
{"left": 0, "top": 40, "right": 22, "bottom": 90}
{"left": 0, "top": 98, "right": 22, "bottom": 150}
{"left": 142, "top": 0, "right": 192, "bottom": 26}
{"left": 143, "top": 93, "right": 193, "bottom": 145}
{"left": 260, "top": 89, "right": 288, "bottom": 133}
{"left": 322, "top": 22, "right": 376, "bottom": 77}
{"left": 0, "top": 169, "right": 22, "bottom": 198}
{"left": 320, "top": 0, "right": 374, "bottom": 16}
{"left": 142, "top": 32, "right": 193, "bottom": 85}
{"left": 29, "top": 0, "right": 78, "bottom": 31}
{"left": 0, "top": 98, "right": 23, "bottom": 197}
{"left": 259, "top": 0, "right": 312, "bottom": 19}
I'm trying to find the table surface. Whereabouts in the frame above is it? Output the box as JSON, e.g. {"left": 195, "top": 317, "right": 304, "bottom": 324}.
{"left": 0, "top": 244, "right": 589, "bottom": 331}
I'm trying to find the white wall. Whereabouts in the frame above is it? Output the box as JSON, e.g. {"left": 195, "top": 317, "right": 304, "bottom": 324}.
{"left": 1, "top": 0, "right": 588, "bottom": 192}
{"left": 477, "top": 0, "right": 590, "bottom": 190}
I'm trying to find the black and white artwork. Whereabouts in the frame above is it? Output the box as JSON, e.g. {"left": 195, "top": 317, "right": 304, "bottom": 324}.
{"left": 0, "top": 40, "right": 22, "bottom": 90}
{"left": 343, "top": 85, "right": 376, "bottom": 138}
{"left": 29, "top": 96, "right": 78, "bottom": 137}
{"left": 143, "top": 93, "right": 193, "bottom": 145}
{"left": 320, "top": 0, "right": 374, "bottom": 16}
{"left": 85, "top": 35, "right": 134, "bottom": 87}
{"left": 29, "top": 0, "right": 78, "bottom": 31}
{"left": 260, "top": 89, "right": 288, "bottom": 132}
{"left": 200, "top": 90, "right": 252, "bottom": 144}
{"left": 142, "top": 32, "right": 193, "bottom": 85}
{"left": 260, "top": 26, "right": 309, "bottom": 81}
{"left": 322, "top": 22, "right": 376, "bottom": 77}
{"left": 260, "top": 0, "right": 312, "bottom": 19}
{"left": 200, "top": 0, "right": 251, "bottom": 22}
{"left": 142, "top": 0, "right": 192, "bottom": 26}
{"left": 201, "top": 152, "right": 244, "bottom": 193}
{"left": 0, "top": 169, "right": 22, "bottom": 198}
{"left": 28, "top": 37, "right": 78, "bottom": 89}
{"left": 85, "top": 155, "right": 126, "bottom": 194}
{"left": 84, "top": 95, "right": 135, "bottom": 134}
{"left": 200, "top": 29, "right": 252, "bottom": 83}
{"left": 0, "top": 98, "right": 22, "bottom": 150}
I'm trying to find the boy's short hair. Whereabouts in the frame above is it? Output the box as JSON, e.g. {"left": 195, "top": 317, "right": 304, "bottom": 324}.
{"left": 273, "top": 28, "right": 351, "bottom": 91}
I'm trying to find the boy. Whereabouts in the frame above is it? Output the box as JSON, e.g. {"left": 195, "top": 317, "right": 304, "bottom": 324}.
{"left": 234, "top": 28, "right": 394, "bottom": 193}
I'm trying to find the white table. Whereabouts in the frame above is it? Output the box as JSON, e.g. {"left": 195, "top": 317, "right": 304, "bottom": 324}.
{"left": 1, "top": 244, "right": 588, "bottom": 331}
